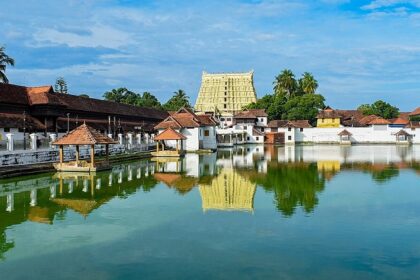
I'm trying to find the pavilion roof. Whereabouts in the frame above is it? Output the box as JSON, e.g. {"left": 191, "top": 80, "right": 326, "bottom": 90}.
{"left": 395, "top": 129, "right": 411, "bottom": 136}
{"left": 53, "top": 123, "right": 117, "bottom": 145}
{"left": 154, "top": 127, "right": 187, "bottom": 140}
{"left": 338, "top": 129, "right": 352, "bottom": 136}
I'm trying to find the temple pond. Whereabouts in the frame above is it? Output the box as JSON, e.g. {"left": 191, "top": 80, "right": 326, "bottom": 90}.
{"left": 0, "top": 145, "right": 419, "bottom": 279}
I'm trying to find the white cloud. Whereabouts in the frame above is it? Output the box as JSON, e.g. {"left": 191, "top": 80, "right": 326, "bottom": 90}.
{"left": 362, "top": 0, "right": 420, "bottom": 10}
{"left": 33, "top": 25, "right": 134, "bottom": 49}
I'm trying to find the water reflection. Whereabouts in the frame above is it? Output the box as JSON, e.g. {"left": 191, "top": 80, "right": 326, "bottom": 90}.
{"left": 0, "top": 145, "right": 419, "bottom": 260}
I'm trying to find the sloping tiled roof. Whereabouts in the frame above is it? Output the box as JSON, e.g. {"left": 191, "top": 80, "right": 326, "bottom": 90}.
{"left": 0, "top": 83, "right": 31, "bottom": 105}
{"left": 338, "top": 129, "right": 352, "bottom": 136}
{"left": 267, "top": 120, "right": 289, "bottom": 128}
{"left": 27, "top": 89, "right": 66, "bottom": 106}
{"left": 234, "top": 109, "right": 268, "bottom": 119}
{"left": 409, "top": 107, "right": 420, "bottom": 116}
{"left": 252, "top": 128, "right": 264, "bottom": 136}
{"left": 390, "top": 117, "right": 409, "bottom": 125}
{"left": 359, "top": 115, "right": 379, "bottom": 126}
{"left": 155, "top": 107, "right": 216, "bottom": 129}
{"left": 368, "top": 117, "right": 390, "bottom": 125}
{"left": 316, "top": 107, "right": 341, "bottom": 119}
{"left": 395, "top": 129, "right": 411, "bottom": 136}
{"left": 154, "top": 127, "right": 187, "bottom": 140}
{"left": 406, "top": 121, "right": 420, "bottom": 128}
{"left": 53, "top": 124, "right": 117, "bottom": 145}
{"left": 288, "top": 120, "right": 312, "bottom": 128}
{"left": 0, "top": 112, "right": 45, "bottom": 130}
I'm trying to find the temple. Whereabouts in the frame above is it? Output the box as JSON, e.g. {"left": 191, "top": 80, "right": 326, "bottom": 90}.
{"left": 194, "top": 71, "right": 257, "bottom": 116}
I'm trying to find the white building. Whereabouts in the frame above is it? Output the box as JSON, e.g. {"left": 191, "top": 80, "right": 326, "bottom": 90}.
{"left": 154, "top": 107, "right": 218, "bottom": 152}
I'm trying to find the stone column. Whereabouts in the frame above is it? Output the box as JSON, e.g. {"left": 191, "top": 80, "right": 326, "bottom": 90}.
{"left": 107, "top": 133, "right": 113, "bottom": 139}
{"left": 49, "top": 133, "right": 57, "bottom": 148}
{"left": 136, "top": 134, "right": 142, "bottom": 145}
{"left": 6, "top": 193, "right": 14, "bottom": 212}
{"left": 144, "top": 134, "right": 149, "bottom": 145}
{"left": 30, "top": 133, "right": 38, "bottom": 150}
{"left": 137, "top": 167, "right": 141, "bottom": 179}
{"left": 50, "top": 185, "right": 56, "bottom": 199}
{"left": 6, "top": 133, "right": 13, "bottom": 151}
{"left": 128, "top": 165, "right": 132, "bottom": 181}
{"left": 127, "top": 133, "right": 133, "bottom": 149}
{"left": 118, "top": 170, "right": 123, "bottom": 183}
{"left": 68, "top": 181, "right": 74, "bottom": 193}
{"left": 109, "top": 173, "right": 113, "bottom": 186}
{"left": 96, "top": 178, "right": 101, "bottom": 190}
{"left": 118, "top": 133, "right": 124, "bottom": 145}
{"left": 30, "top": 189, "right": 37, "bottom": 206}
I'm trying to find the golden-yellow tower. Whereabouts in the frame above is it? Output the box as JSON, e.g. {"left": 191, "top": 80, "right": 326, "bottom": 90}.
{"left": 195, "top": 71, "right": 257, "bottom": 115}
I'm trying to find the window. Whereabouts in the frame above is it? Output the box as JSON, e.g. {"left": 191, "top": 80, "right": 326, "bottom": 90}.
{"left": 256, "top": 137, "right": 259, "bottom": 141}
{"left": 224, "top": 98, "right": 227, "bottom": 102}
{"left": 272, "top": 128, "right": 278, "bottom": 132}
{"left": 243, "top": 126, "right": 247, "bottom": 130}
{"left": 288, "top": 136, "right": 292, "bottom": 140}
{"left": 260, "top": 118, "right": 264, "bottom": 122}
{"left": 224, "top": 92, "right": 227, "bottom": 95}
{"left": 227, "top": 118, "right": 231, "bottom": 121}
{"left": 4, "top": 128, "right": 10, "bottom": 132}
{"left": 247, "top": 137, "right": 250, "bottom": 141}
{"left": 300, "top": 128, "right": 303, "bottom": 132}
{"left": 224, "top": 104, "right": 227, "bottom": 109}
{"left": 204, "top": 130, "right": 210, "bottom": 136}
{"left": 225, "top": 87, "right": 227, "bottom": 90}
{"left": 261, "top": 127, "right": 264, "bottom": 132}
{"left": 220, "top": 117, "right": 225, "bottom": 121}
{"left": 288, "top": 127, "right": 291, "bottom": 131}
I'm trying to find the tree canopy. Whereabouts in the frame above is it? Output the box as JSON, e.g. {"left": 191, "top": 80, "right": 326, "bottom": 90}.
{"left": 357, "top": 100, "right": 399, "bottom": 119}
{"left": 247, "top": 69, "right": 323, "bottom": 122}
{"left": 103, "top": 88, "right": 162, "bottom": 109}
{"left": 163, "top": 89, "right": 191, "bottom": 111}
{"left": 54, "top": 77, "right": 68, "bottom": 94}
{"left": 0, "top": 46, "right": 15, "bottom": 84}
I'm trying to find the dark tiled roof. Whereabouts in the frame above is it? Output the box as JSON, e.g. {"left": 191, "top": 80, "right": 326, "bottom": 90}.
{"left": 0, "top": 112, "right": 45, "bottom": 130}
{"left": 0, "top": 83, "right": 31, "bottom": 105}
{"left": 338, "top": 129, "right": 352, "bottom": 136}
{"left": 268, "top": 119, "right": 311, "bottom": 128}
{"left": 267, "top": 120, "right": 289, "bottom": 128}
{"left": 234, "top": 109, "right": 267, "bottom": 119}
{"left": 316, "top": 107, "right": 341, "bottom": 119}
{"left": 288, "top": 120, "right": 312, "bottom": 128}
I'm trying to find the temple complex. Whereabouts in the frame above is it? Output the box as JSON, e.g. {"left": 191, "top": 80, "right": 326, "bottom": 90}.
{"left": 194, "top": 71, "right": 257, "bottom": 116}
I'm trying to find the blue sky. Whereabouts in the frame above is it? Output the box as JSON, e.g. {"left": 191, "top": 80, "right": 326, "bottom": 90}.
{"left": 1, "top": 0, "right": 419, "bottom": 111}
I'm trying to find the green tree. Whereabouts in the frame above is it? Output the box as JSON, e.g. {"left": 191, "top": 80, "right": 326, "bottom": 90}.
{"left": 244, "top": 94, "right": 274, "bottom": 111}
{"left": 267, "top": 92, "right": 288, "bottom": 120}
{"left": 298, "top": 72, "right": 318, "bottom": 95}
{"left": 283, "top": 94, "right": 325, "bottom": 123}
{"left": 137, "top": 92, "right": 162, "bottom": 109}
{"left": 273, "top": 69, "right": 297, "bottom": 97}
{"left": 54, "top": 77, "right": 68, "bottom": 94}
{"left": 163, "top": 89, "right": 191, "bottom": 111}
{"left": 0, "top": 46, "right": 15, "bottom": 84}
{"left": 357, "top": 100, "right": 399, "bottom": 119}
{"left": 103, "top": 88, "right": 138, "bottom": 104}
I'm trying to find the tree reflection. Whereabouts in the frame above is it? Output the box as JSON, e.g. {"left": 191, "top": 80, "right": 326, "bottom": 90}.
{"left": 245, "top": 162, "right": 326, "bottom": 216}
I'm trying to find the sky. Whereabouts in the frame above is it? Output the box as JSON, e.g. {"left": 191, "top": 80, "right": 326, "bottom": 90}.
{"left": 1, "top": 0, "right": 420, "bottom": 111}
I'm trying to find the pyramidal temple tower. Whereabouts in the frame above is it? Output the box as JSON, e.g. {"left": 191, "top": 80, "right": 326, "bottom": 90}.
{"left": 194, "top": 71, "right": 257, "bottom": 116}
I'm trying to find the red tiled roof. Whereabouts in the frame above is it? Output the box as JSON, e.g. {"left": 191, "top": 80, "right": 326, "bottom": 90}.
{"left": 391, "top": 117, "right": 409, "bottom": 125}
{"left": 53, "top": 124, "right": 117, "bottom": 145}
{"left": 154, "top": 127, "right": 186, "bottom": 140}
{"left": 267, "top": 120, "right": 289, "bottom": 128}
{"left": 368, "top": 117, "right": 390, "bottom": 125}
{"left": 267, "top": 119, "right": 312, "bottom": 128}
{"left": 409, "top": 107, "right": 420, "bottom": 116}
{"left": 155, "top": 107, "right": 216, "bottom": 129}
{"left": 359, "top": 115, "right": 379, "bottom": 126}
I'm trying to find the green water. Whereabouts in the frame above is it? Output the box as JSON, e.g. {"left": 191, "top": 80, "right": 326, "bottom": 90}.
{"left": 0, "top": 145, "right": 419, "bottom": 280}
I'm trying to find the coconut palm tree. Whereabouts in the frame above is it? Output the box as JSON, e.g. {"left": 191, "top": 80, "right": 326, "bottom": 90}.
{"left": 299, "top": 72, "right": 318, "bottom": 94}
{"left": 0, "top": 46, "right": 15, "bottom": 84}
{"left": 273, "top": 69, "right": 296, "bottom": 97}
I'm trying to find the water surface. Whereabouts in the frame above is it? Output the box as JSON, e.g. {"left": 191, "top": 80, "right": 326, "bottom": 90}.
{"left": 0, "top": 145, "right": 419, "bottom": 280}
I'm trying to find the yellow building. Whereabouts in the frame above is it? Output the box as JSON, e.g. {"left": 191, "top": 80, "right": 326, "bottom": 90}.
{"left": 199, "top": 168, "right": 256, "bottom": 212}
{"left": 194, "top": 71, "right": 257, "bottom": 115}
{"left": 316, "top": 106, "right": 341, "bottom": 128}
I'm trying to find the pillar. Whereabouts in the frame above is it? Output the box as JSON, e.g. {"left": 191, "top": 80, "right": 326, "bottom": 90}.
{"left": 136, "top": 134, "right": 142, "bottom": 145}
{"left": 59, "top": 145, "right": 64, "bottom": 167}
{"left": 127, "top": 133, "right": 133, "bottom": 149}
{"left": 75, "top": 145, "right": 80, "bottom": 165}
{"left": 109, "top": 173, "right": 113, "bottom": 186}
{"left": 118, "top": 133, "right": 123, "bottom": 145}
{"left": 68, "top": 181, "right": 74, "bottom": 193}
{"left": 30, "top": 189, "right": 37, "bottom": 206}
{"left": 49, "top": 133, "right": 57, "bottom": 148}
{"left": 156, "top": 141, "right": 159, "bottom": 152}
{"left": 107, "top": 133, "right": 113, "bottom": 139}
{"left": 144, "top": 134, "right": 149, "bottom": 145}
{"left": 96, "top": 178, "right": 101, "bottom": 190}
{"left": 137, "top": 167, "right": 141, "bottom": 179}
{"left": 83, "top": 179, "right": 88, "bottom": 192}
{"left": 128, "top": 165, "right": 132, "bottom": 181}
{"left": 90, "top": 144, "right": 95, "bottom": 169}
{"left": 6, "top": 133, "right": 13, "bottom": 151}
{"left": 118, "top": 170, "right": 123, "bottom": 183}
{"left": 30, "top": 133, "right": 38, "bottom": 150}
{"left": 50, "top": 185, "right": 56, "bottom": 199}
{"left": 6, "top": 193, "right": 14, "bottom": 212}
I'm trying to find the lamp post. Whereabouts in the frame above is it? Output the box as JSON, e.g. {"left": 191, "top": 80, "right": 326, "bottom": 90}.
{"left": 66, "top": 113, "right": 70, "bottom": 133}
{"left": 23, "top": 110, "right": 26, "bottom": 150}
